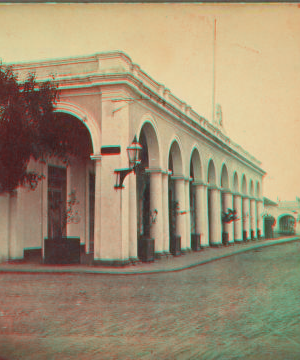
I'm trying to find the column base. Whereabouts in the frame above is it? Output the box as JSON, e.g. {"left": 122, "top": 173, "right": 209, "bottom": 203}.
{"left": 234, "top": 239, "right": 243, "bottom": 244}
{"left": 129, "top": 257, "right": 142, "bottom": 265}
{"left": 154, "top": 252, "right": 167, "bottom": 259}
{"left": 93, "top": 259, "right": 132, "bottom": 267}
{"left": 181, "top": 248, "right": 192, "bottom": 254}
{"left": 210, "top": 243, "right": 223, "bottom": 248}
{"left": 163, "top": 251, "right": 173, "bottom": 259}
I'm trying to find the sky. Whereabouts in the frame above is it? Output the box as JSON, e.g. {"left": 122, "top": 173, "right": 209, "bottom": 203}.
{"left": 0, "top": 3, "right": 299, "bottom": 201}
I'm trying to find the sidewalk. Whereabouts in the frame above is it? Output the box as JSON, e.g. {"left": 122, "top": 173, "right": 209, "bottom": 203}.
{"left": 0, "top": 236, "right": 299, "bottom": 275}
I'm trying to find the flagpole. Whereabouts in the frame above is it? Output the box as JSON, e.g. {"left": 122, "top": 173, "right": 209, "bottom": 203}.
{"left": 212, "top": 17, "right": 216, "bottom": 124}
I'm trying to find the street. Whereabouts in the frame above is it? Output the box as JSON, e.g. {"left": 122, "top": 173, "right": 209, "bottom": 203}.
{"left": 0, "top": 241, "right": 300, "bottom": 359}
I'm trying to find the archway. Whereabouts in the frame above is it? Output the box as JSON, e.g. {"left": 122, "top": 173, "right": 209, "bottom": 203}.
{"left": 189, "top": 149, "right": 202, "bottom": 250}
{"left": 44, "top": 112, "right": 94, "bottom": 263}
{"left": 207, "top": 159, "right": 217, "bottom": 245}
{"left": 278, "top": 215, "right": 295, "bottom": 235}
{"left": 168, "top": 140, "right": 183, "bottom": 255}
{"left": 249, "top": 180, "right": 254, "bottom": 197}
{"left": 264, "top": 215, "right": 276, "bottom": 239}
{"left": 241, "top": 174, "right": 249, "bottom": 241}
{"left": 136, "top": 122, "right": 160, "bottom": 260}
{"left": 220, "top": 164, "right": 231, "bottom": 243}
{"left": 255, "top": 181, "right": 261, "bottom": 198}
{"left": 233, "top": 172, "right": 239, "bottom": 193}
{"left": 233, "top": 172, "right": 242, "bottom": 241}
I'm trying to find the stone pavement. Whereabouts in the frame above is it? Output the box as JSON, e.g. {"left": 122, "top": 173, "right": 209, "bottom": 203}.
{"left": 0, "top": 236, "right": 299, "bottom": 275}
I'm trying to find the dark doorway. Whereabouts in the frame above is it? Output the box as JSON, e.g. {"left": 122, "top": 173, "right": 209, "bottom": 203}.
{"left": 136, "top": 130, "right": 150, "bottom": 259}
{"left": 89, "top": 172, "right": 95, "bottom": 254}
{"left": 48, "top": 165, "right": 67, "bottom": 239}
{"left": 264, "top": 216, "right": 276, "bottom": 239}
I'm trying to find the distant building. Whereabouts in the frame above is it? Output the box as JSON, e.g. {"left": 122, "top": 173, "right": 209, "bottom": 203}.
{"left": 0, "top": 51, "right": 266, "bottom": 264}
{"left": 262, "top": 197, "right": 300, "bottom": 238}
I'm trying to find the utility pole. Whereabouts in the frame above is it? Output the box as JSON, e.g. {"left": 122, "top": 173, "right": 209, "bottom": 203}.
{"left": 212, "top": 17, "right": 216, "bottom": 124}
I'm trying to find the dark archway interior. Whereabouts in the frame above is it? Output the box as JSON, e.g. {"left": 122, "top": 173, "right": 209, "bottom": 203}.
{"left": 190, "top": 162, "right": 196, "bottom": 234}
{"left": 168, "top": 153, "right": 176, "bottom": 246}
{"left": 137, "top": 130, "right": 150, "bottom": 245}
{"left": 51, "top": 113, "right": 93, "bottom": 160}
{"left": 264, "top": 216, "right": 276, "bottom": 239}
{"left": 279, "top": 215, "right": 295, "bottom": 235}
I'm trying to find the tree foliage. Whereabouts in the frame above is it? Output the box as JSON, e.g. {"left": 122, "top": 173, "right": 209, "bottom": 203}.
{"left": 222, "top": 208, "right": 239, "bottom": 223}
{"left": 0, "top": 64, "right": 93, "bottom": 194}
{"left": 0, "top": 63, "right": 73, "bottom": 194}
{"left": 0, "top": 64, "right": 61, "bottom": 193}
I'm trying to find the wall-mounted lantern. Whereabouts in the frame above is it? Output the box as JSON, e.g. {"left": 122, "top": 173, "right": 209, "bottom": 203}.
{"left": 114, "top": 135, "right": 142, "bottom": 189}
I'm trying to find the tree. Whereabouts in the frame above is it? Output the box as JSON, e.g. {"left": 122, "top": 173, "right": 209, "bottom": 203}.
{"left": 0, "top": 64, "right": 60, "bottom": 193}
{"left": 222, "top": 208, "right": 239, "bottom": 224}
{"left": 0, "top": 64, "right": 89, "bottom": 194}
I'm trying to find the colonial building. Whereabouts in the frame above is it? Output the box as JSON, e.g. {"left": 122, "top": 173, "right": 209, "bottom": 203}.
{"left": 262, "top": 197, "right": 300, "bottom": 238}
{"left": 0, "top": 51, "right": 266, "bottom": 265}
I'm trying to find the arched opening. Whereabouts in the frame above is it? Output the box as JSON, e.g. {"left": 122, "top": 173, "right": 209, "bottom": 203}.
{"left": 136, "top": 122, "right": 160, "bottom": 260}
{"left": 42, "top": 112, "right": 94, "bottom": 264}
{"left": 241, "top": 174, "right": 249, "bottom": 241}
{"left": 189, "top": 149, "right": 202, "bottom": 250}
{"left": 242, "top": 175, "right": 247, "bottom": 195}
{"left": 207, "top": 159, "right": 216, "bottom": 245}
{"left": 136, "top": 129, "right": 150, "bottom": 256}
{"left": 220, "top": 164, "right": 230, "bottom": 243}
{"left": 168, "top": 140, "right": 183, "bottom": 255}
{"left": 255, "top": 181, "right": 261, "bottom": 198}
{"left": 278, "top": 215, "right": 295, "bottom": 235}
{"left": 249, "top": 180, "right": 254, "bottom": 197}
{"left": 233, "top": 172, "right": 239, "bottom": 193}
{"left": 264, "top": 215, "right": 276, "bottom": 239}
{"left": 233, "top": 172, "right": 241, "bottom": 241}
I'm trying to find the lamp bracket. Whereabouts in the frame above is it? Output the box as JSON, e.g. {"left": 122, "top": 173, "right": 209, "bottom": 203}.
{"left": 114, "top": 167, "right": 134, "bottom": 189}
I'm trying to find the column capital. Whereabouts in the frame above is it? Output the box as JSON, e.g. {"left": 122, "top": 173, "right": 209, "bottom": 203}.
{"left": 162, "top": 169, "right": 172, "bottom": 176}
{"left": 171, "top": 175, "right": 185, "bottom": 181}
{"left": 207, "top": 184, "right": 221, "bottom": 191}
{"left": 242, "top": 194, "right": 250, "bottom": 199}
{"left": 145, "top": 167, "right": 163, "bottom": 174}
{"left": 90, "top": 153, "right": 102, "bottom": 161}
{"left": 221, "top": 188, "right": 232, "bottom": 195}
{"left": 233, "top": 192, "right": 242, "bottom": 197}
{"left": 192, "top": 180, "right": 207, "bottom": 187}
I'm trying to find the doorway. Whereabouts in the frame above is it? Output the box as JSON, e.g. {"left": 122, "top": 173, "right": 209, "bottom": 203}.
{"left": 48, "top": 165, "right": 67, "bottom": 240}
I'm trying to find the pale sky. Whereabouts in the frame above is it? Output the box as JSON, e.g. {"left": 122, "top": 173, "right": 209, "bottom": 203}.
{"left": 1, "top": 3, "right": 300, "bottom": 201}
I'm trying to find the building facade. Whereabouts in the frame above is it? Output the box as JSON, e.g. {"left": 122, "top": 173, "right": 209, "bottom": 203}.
{"left": 262, "top": 198, "right": 300, "bottom": 238}
{"left": 0, "top": 51, "right": 266, "bottom": 264}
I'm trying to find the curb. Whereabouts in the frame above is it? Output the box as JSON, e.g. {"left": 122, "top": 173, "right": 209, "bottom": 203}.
{"left": 0, "top": 237, "right": 299, "bottom": 276}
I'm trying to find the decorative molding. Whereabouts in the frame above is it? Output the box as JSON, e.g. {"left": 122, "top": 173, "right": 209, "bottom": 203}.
{"left": 90, "top": 154, "right": 102, "bottom": 161}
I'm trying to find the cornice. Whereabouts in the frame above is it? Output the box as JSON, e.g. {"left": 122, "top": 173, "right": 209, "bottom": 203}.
{"left": 58, "top": 74, "right": 265, "bottom": 175}
{"left": 11, "top": 53, "right": 265, "bottom": 176}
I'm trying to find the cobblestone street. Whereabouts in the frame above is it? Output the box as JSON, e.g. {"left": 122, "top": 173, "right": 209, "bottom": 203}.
{"left": 0, "top": 241, "right": 300, "bottom": 359}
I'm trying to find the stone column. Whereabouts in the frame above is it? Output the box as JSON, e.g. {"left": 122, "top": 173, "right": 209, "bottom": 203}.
{"left": 0, "top": 194, "right": 10, "bottom": 261}
{"left": 242, "top": 196, "right": 251, "bottom": 240}
{"left": 174, "top": 176, "right": 186, "bottom": 249}
{"left": 162, "top": 172, "right": 170, "bottom": 253}
{"left": 184, "top": 178, "right": 191, "bottom": 251}
{"left": 9, "top": 189, "right": 24, "bottom": 259}
{"left": 129, "top": 170, "right": 138, "bottom": 261}
{"left": 233, "top": 194, "right": 243, "bottom": 242}
{"left": 256, "top": 200, "right": 264, "bottom": 238}
{"left": 223, "top": 191, "right": 234, "bottom": 243}
{"left": 209, "top": 187, "right": 222, "bottom": 246}
{"left": 250, "top": 198, "right": 257, "bottom": 239}
{"left": 149, "top": 170, "right": 164, "bottom": 256}
{"left": 194, "top": 183, "right": 209, "bottom": 247}
{"left": 90, "top": 154, "right": 102, "bottom": 260}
